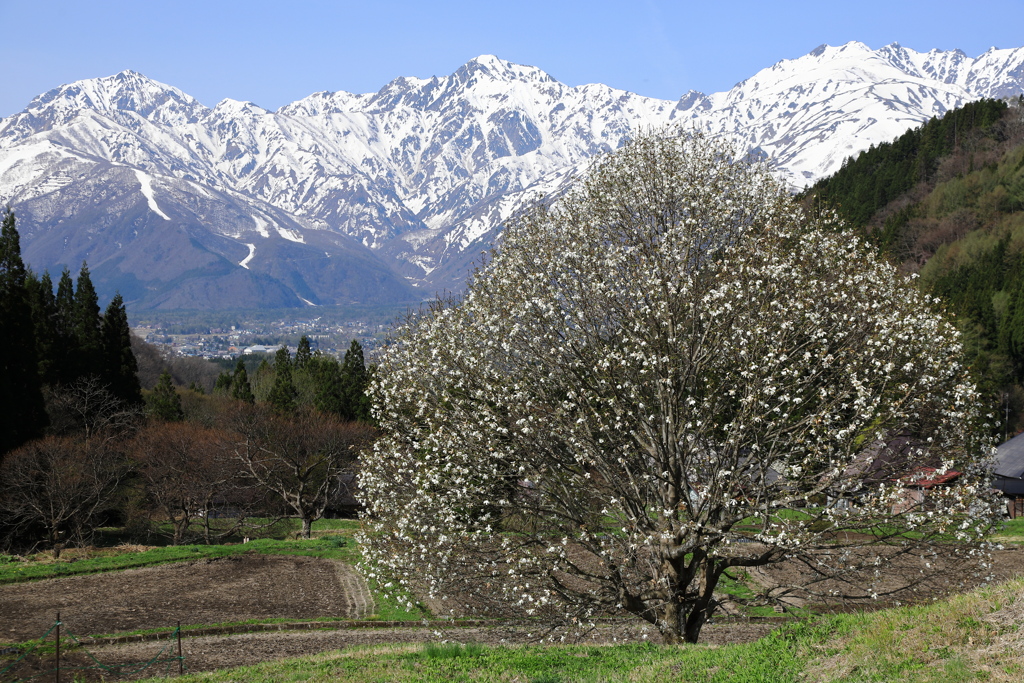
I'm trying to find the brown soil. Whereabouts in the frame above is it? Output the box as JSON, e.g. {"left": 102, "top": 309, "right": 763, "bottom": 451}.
{"left": 0, "top": 553, "right": 370, "bottom": 643}
{"left": 3, "top": 547, "right": 1023, "bottom": 681}
{"left": 746, "top": 545, "right": 1024, "bottom": 612}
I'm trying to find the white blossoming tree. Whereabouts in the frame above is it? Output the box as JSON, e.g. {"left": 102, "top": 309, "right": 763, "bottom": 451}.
{"left": 359, "top": 133, "right": 1000, "bottom": 644}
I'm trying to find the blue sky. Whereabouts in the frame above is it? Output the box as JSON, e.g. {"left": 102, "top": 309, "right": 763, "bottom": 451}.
{"left": 2, "top": 0, "right": 1023, "bottom": 118}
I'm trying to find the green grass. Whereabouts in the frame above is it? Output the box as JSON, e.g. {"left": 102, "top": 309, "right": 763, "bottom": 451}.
{"left": 994, "top": 516, "right": 1024, "bottom": 542}
{"left": 134, "top": 577, "right": 1024, "bottom": 682}
{"left": 147, "top": 516, "right": 360, "bottom": 545}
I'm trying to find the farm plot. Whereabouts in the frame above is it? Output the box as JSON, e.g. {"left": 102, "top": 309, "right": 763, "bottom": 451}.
{"left": 0, "top": 553, "right": 370, "bottom": 643}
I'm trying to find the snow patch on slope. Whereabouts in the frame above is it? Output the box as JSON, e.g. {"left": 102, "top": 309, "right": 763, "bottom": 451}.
{"left": 134, "top": 169, "right": 170, "bottom": 220}
{"left": 239, "top": 243, "right": 256, "bottom": 269}
{"left": 276, "top": 225, "right": 305, "bottom": 243}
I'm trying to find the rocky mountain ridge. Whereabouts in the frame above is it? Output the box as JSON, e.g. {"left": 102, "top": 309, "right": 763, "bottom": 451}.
{"left": 2, "top": 42, "right": 1023, "bottom": 310}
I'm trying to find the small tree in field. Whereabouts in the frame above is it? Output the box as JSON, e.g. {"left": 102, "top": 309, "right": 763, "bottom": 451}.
{"left": 0, "top": 435, "right": 127, "bottom": 554}
{"left": 133, "top": 421, "right": 248, "bottom": 545}
{"left": 232, "top": 406, "right": 374, "bottom": 538}
{"left": 359, "top": 132, "right": 1001, "bottom": 644}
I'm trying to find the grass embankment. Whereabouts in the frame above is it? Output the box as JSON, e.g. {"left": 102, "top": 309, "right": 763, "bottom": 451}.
{"left": 139, "top": 577, "right": 1024, "bottom": 683}
{"left": 0, "top": 519, "right": 360, "bottom": 584}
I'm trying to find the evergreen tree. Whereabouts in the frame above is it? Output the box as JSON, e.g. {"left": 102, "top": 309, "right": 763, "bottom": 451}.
{"left": 0, "top": 210, "right": 48, "bottom": 456}
{"left": 100, "top": 293, "right": 142, "bottom": 405}
{"left": 25, "top": 269, "right": 60, "bottom": 385}
{"left": 311, "top": 355, "right": 345, "bottom": 417}
{"left": 54, "top": 267, "right": 78, "bottom": 384}
{"left": 73, "top": 262, "right": 102, "bottom": 377}
{"left": 266, "top": 347, "right": 297, "bottom": 413}
{"left": 340, "top": 339, "right": 371, "bottom": 422}
{"left": 295, "top": 335, "right": 313, "bottom": 368}
{"left": 148, "top": 371, "right": 184, "bottom": 421}
{"left": 213, "top": 370, "right": 233, "bottom": 394}
{"left": 230, "top": 359, "right": 255, "bottom": 404}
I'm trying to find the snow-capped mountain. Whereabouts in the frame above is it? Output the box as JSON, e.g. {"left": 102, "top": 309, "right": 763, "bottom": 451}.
{"left": 1, "top": 42, "right": 1022, "bottom": 310}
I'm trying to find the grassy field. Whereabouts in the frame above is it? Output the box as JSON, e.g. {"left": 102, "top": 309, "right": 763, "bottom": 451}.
{"left": 993, "top": 516, "right": 1024, "bottom": 542}
{"left": 0, "top": 520, "right": 361, "bottom": 585}
{"left": 137, "top": 576, "right": 1023, "bottom": 683}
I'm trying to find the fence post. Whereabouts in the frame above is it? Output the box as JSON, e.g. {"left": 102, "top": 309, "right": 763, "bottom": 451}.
{"left": 177, "top": 621, "right": 183, "bottom": 676}
{"left": 54, "top": 612, "right": 60, "bottom": 683}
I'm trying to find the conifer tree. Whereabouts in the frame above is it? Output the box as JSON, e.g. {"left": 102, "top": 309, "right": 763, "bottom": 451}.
{"left": 54, "top": 267, "right": 78, "bottom": 384}
{"left": 267, "top": 347, "right": 297, "bottom": 413}
{"left": 311, "top": 355, "right": 344, "bottom": 417}
{"left": 340, "top": 339, "right": 371, "bottom": 422}
{"left": 213, "top": 371, "right": 233, "bottom": 394}
{"left": 230, "top": 359, "right": 255, "bottom": 404}
{"left": 148, "top": 370, "right": 184, "bottom": 421}
{"left": 295, "top": 335, "right": 312, "bottom": 368}
{"left": 73, "top": 262, "right": 102, "bottom": 377}
{"left": 0, "top": 210, "right": 48, "bottom": 456}
{"left": 25, "top": 270, "right": 60, "bottom": 385}
{"left": 100, "top": 293, "right": 142, "bottom": 405}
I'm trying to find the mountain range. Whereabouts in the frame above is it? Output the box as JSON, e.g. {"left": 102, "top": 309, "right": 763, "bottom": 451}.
{"left": 2, "top": 41, "right": 1023, "bottom": 310}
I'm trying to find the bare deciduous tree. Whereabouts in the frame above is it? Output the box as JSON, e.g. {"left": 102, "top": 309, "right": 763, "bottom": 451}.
{"left": 0, "top": 436, "right": 128, "bottom": 555}
{"left": 359, "top": 132, "right": 1001, "bottom": 644}
{"left": 45, "top": 375, "right": 140, "bottom": 441}
{"left": 133, "top": 421, "right": 254, "bottom": 545}
{"left": 232, "top": 406, "right": 374, "bottom": 538}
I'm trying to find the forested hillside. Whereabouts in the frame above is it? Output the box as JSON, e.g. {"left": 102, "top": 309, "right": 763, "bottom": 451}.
{"left": 803, "top": 97, "right": 1024, "bottom": 432}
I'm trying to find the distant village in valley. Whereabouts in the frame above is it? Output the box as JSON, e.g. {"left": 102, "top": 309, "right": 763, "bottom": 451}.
{"left": 132, "top": 317, "right": 388, "bottom": 360}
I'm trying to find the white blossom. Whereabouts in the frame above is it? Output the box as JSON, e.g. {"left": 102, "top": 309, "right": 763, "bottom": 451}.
{"left": 357, "top": 131, "right": 1001, "bottom": 645}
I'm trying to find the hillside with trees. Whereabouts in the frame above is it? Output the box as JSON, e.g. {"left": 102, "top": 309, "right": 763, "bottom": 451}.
{"left": 802, "top": 97, "right": 1024, "bottom": 432}
{"left": 0, "top": 209, "right": 376, "bottom": 553}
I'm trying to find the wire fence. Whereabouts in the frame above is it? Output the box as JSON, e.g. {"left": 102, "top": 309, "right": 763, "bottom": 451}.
{"left": 0, "top": 614, "right": 185, "bottom": 682}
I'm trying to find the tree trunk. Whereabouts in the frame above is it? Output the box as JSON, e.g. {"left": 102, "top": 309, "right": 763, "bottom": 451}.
{"left": 301, "top": 516, "right": 312, "bottom": 539}
{"left": 683, "top": 611, "right": 707, "bottom": 644}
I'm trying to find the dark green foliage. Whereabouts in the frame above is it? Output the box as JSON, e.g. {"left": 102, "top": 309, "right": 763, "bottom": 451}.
{"left": 25, "top": 270, "right": 60, "bottom": 385}
{"left": 0, "top": 210, "right": 48, "bottom": 456}
{"left": 311, "top": 354, "right": 345, "bottom": 417}
{"left": 266, "top": 347, "right": 297, "bottom": 413}
{"left": 54, "top": 267, "right": 78, "bottom": 383}
{"left": 300, "top": 340, "right": 372, "bottom": 421}
{"left": 340, "top": 339, "right": 372, "bottom": 422}
{"left": 100, "top": 294, "right": 142, "bottom": 406}
{"left": 73, "top": 262, "right": 103, "bottom": 377}
{"left": 207, "top": 340, "right": 372, "bottom": 421}
{"left": 294, "top": 335, "right": 312, "bottom": 368}
{"left": 806, "top": 98, "right": 1009, "bottom": 236}
{"left": 230, "top": 359, "right": 255, "bottom": 404}
{"left": 214, "top": 370, "right": 233, "bottom": 394}
{"left": 148, "top": 371, "right": 184, "bottom": 421}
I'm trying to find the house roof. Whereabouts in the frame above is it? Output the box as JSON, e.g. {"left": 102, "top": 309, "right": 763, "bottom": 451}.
{"left": 899, "top": 466, "right": 962, "bottom": 489}
{"left": 996, "top": 432, "right": 1024, "bottom": 480}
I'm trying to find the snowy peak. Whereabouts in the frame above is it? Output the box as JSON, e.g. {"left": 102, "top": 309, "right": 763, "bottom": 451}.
{"left": 27, "top": 70, "right": 205, "bottom": 125}
{"left": 453, "top": 55, "right": 557, "bottom": 86}
{"left": 1, "top": 41, "right": 1024, "bottom": 309}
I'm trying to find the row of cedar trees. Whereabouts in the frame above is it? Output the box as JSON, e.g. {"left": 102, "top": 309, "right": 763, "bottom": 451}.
{"left": 0, "top": 210, "right": 377, "bottom": 551}
{"left": 0, "top": 210, "right": 139, "bottom": 456}
{"left": 207, "top": 337, "right": 372, "bottom": 423}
